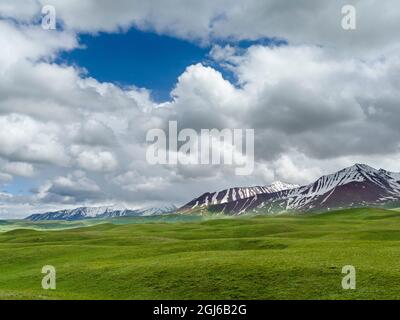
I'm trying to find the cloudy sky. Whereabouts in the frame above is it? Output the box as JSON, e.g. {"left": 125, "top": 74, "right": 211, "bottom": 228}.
{"left": 1, "top": 0, "right": 400, "bottom": 218}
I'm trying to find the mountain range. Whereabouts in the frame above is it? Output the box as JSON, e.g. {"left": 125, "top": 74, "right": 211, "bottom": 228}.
{"left": 25, "top": 204, "right": 177, "bottom": 221}
{"left": 179, "top": 164, "right": 400, "bottom": 215}
{"left": 25, "top": 164, "right": 400, "bottom": 220}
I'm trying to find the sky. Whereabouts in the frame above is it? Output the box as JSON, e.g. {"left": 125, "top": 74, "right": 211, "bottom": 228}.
{"left": 1, "top": 0, "right": 400, "bottom": 218}
{"left": 59, "top": 30, "right": 209, "bottom": 102}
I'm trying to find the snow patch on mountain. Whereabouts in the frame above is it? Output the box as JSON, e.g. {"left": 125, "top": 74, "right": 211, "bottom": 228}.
{"left": 25, "top": 204, "right": 177, "bottom": 221}
{"left": 180, "top": 181, "right": 299, "bottom": 210}
{"left": 180, "top": 164, "right": 400, "bottom": 215}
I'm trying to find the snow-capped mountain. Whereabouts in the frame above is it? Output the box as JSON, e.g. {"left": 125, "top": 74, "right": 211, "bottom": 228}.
{"left": 179, "top": 181, "right": 299, "bottom": 211}
{"left": 180, "top": 164, "right": 400, "bottom": 215}
{"left": 25, "top": 204, "right": 177, "bottom": 221}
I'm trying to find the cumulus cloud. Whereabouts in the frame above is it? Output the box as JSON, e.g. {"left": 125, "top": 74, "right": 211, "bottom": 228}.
{"left": 36, "top": 171, "right": 102, "bottom": 204}
{"left": 0, "top": 114, "right": 69, "bottom": 165}
{"left": 0, "top": 20, "right": 77, "bottom": 67}
{"left": 3, "top": 162, "right": 35, "bottom": 177}
{"left": 6, "top": 0, "right": 400, "bottom": 56}
{"left": 73, "top": 148, "right": 118, "bottom": 172}
{"left": 0, "top": 173, "right": 12, "bottom": 183}
{"left": 164, "top": 46, "right": 400, "bottom": 163}
{"left": 70, "top": 120, "right": 117, "bottom": 147}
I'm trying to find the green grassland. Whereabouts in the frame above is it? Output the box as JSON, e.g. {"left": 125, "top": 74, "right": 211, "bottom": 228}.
{"left": 0, "top": 219, "right": 104, "bottom": 233}
{"left": 0, "top": 214, "right": 206, "bottom": 233}
{"left": 1, "top": 208, "right": 400, "bottom": 299}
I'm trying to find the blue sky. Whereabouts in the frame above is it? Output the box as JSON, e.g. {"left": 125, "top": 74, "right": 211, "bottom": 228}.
{"left": 60, "top": 29, "right": 209, "bottom": 102}
{"left": 59, "top": 29, "right": 286, "bottom": 101}
{"left": 3, "top": 177, "right": 36, "bottom": 195}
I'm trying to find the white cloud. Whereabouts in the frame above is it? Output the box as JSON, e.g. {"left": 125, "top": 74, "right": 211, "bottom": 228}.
{"left": 3, "top": 162, "right": 35, "bottom": 177}
{"left": 0, "top": 0, "right": 40, "bottom": 21}
{"left": 0, "top": 20, "right": 77, "bottom": 67}
{"left": 36, "top": 171, "right": 102, "bottom": 204}
{"left": 70, "top": 119, "right": 116, "bottom": 147}
{"left": 2, "top": 0, "right": 392, "bottom": 57}
{"left": 73, "top": 148, "right": 118, "bottom": 172}
{"left": 113, "top": 170, "right": 171, "bottom": 192}
{"left": 273, "top": 155, "right": 323, "bottom": 185}
{"left": 0, "top": 114, "right": 69, "bottom": 165}
{"left": 0, "top": 172, "right": 12, "bottom": 183}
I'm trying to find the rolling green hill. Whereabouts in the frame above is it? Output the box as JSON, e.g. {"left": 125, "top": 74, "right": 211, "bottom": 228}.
{"left": 0, "top": 214, "right": 206, "bottom": 233}
{"left": 1, "top": 208, "right": 400, "bottom": 299}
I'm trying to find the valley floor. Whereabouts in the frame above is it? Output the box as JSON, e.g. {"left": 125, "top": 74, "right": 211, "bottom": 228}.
{"left": 1, "top": 208, "right": 400, "bottom": 299}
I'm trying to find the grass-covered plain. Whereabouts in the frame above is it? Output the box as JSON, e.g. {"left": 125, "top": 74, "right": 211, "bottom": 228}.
{"left": 1, "top": 208, "right": 400, "bottom": 300}
{"left": 0, "top": 214, "right": 205, "bottom": 233}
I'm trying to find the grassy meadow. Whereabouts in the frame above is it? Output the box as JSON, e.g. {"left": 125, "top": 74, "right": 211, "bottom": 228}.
{"left": 1, "top": 208, "right": 400, "bottom": 299}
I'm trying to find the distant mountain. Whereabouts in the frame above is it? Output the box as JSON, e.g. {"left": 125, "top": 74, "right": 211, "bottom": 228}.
{"left": 179, "top": 164, "right": 400, "bottom": 215}
{"left": 179, "top": 181, "right": 299, "bottom": 211}
{"left": 25, "top": 204, "right": 177, "bottom": 221}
